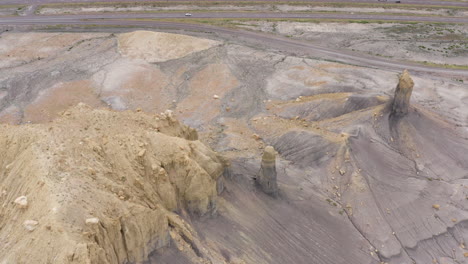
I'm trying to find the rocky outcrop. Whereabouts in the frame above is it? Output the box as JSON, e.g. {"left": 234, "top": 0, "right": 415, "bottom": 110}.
{"left": 256, "top": 146, "right": 279, "bottom": 196}
{"left": 391, "top": 70, "right": 414, "bottom": 117}
{"left": 0, "top": 104, "right": 225, "bottom": 264}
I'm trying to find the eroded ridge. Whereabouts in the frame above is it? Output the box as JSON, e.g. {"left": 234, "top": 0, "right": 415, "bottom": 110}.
{"left": 0, "top": 104, "right": 225, "bottom": 264}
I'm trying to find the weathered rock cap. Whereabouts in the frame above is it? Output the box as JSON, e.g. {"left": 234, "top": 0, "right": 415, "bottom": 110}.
{"left": 262, "top": 146, "right": 276, "bottom": 163}
{"left": 391, "top": 70, "right": 414, "bottom": 117}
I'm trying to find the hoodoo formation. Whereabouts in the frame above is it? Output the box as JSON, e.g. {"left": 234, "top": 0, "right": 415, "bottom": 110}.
{"left": 391, "top": 70, "right": 414, "bottom": 117}
{"left": 255, "top": 146, "right": 279, "bottom": 196}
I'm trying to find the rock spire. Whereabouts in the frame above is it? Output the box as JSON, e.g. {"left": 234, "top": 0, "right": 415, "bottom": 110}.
{"left": 391, "top": 70, "right": 414, "bottom": 117}
{"left": 256, "top": 146, "right": 279, "bottom": 196}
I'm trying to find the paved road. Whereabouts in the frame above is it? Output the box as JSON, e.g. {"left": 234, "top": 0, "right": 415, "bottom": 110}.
{"left": 1, "top": 0, "right": 468, "bottom": 7}
{"left": 2, "top": 12, "right": 468, "bottom": 23}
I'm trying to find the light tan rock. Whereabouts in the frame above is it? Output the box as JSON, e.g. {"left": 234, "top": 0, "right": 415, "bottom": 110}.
{"left": 85, "top": 218, "right": 100, "bottom": 225}
{"left": 137, "top": 149, "right": 146, "bottom": 157}
{"left": 14, "top": 196, "right": 28, "bottom": 209}
{"left": 23, "top": 220, "right": 38, "bottom": 231}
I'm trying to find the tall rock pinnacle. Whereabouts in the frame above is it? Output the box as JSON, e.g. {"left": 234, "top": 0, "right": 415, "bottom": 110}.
{"left": 256, "top": 146, "right": 279, "bottom": 196}
{"left": 391, "top": 70, "right": 414, "bottom": 117}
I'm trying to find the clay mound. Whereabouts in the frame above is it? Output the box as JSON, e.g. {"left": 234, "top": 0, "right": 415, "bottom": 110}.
{"left": 0, "top": 104, "right": 225, "bottom": 264}
{"left": 118, "top": 31, "right": 221, "bottom": 63}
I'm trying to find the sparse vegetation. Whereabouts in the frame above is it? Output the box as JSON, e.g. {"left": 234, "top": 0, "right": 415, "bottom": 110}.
{"left": 326, "top": 198, "right": 338, "bottom": 207}
{"left": 417, "top": 61, "right": 468, "bottom": 69}
{"left": 0, "top": 4, "right": 26, "bottom": 16}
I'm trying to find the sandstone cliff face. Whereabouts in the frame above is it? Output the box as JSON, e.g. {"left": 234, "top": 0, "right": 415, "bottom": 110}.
{"left": 0, "top": 104, "right": 224, "bottom": 264}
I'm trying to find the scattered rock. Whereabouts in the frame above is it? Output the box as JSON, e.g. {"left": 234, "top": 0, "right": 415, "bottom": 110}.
{"left": 23, "top": 220, "right": 38, "bottom": 231}
{"left": 213, "top": 95, "right": 220, "bottom": 99}
{"left": 85, "top": 218, "right": 100, "bottom": 225}
{"left": 14, "top": 196, "right": 28, "bottom": 209}
{"left": 138, "top": 149, "right": 146, "bottom": 157}
{"left": 162, "top": 109, "right": 173, "bottom": 119}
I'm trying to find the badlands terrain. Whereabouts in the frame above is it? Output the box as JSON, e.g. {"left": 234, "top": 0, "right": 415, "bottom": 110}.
{"left": 0, "top": 29, "right": 466, "bottom": 264}
{"left": 0, "top": 1, "right": 468, "bottom": 264}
